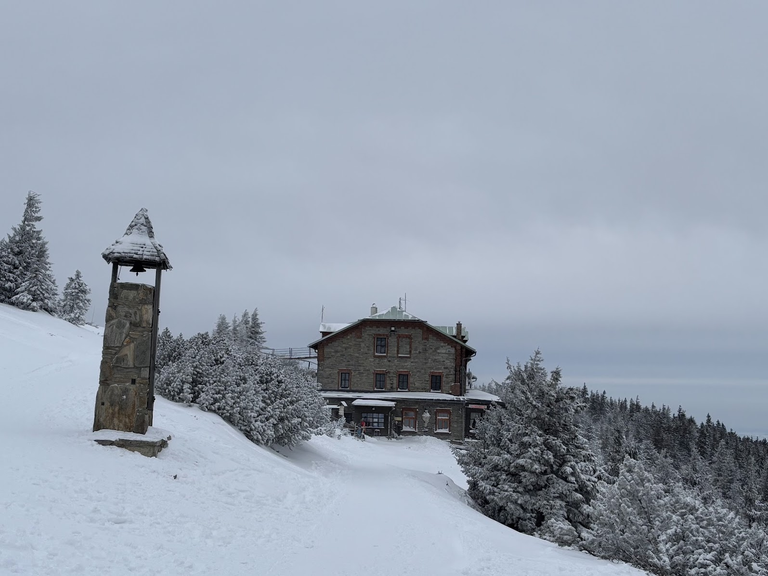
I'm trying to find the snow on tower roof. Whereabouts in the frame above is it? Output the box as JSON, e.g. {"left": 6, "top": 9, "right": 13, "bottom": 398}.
{"left": 101, "top": 208, "right": 172, "bottom": 270}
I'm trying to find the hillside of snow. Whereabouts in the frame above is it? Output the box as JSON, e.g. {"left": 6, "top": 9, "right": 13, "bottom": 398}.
{"left": 0, "top": 303, "right": 647, "bottom": 576}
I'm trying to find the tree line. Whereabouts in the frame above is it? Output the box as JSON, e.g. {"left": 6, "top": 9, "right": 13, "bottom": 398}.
{"left": 155, "top": 310, "right": 328, "bottom": 448}
{"left": 0, "top": 192, "right": 91, "bottom": 325}
{"left": 460, "top": 350, "right": 767, "bottom": 576}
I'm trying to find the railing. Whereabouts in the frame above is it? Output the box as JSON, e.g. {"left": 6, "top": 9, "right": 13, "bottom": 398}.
{"left": 266, "top": 347, "right": 318, "bottom": 360}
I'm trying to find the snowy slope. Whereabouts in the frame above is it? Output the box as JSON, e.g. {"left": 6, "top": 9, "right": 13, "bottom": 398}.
{"left": 0, "top": 304, "right": 647, "bottom": 576}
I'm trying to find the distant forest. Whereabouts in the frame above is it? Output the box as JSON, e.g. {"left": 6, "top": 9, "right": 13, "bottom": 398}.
{"left": 467, "top": 352, "right": 767, "bottom": 576}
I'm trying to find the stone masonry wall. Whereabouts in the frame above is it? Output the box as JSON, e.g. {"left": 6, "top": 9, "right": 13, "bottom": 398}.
{"left": 93, "top": 282, "right": 154, "bottom": 434}
{"left": 317, "top": 321, "right": 462, "bottom": 393}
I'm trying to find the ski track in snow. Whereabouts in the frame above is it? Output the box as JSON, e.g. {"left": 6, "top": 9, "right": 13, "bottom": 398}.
{"left": 0, "top": 304, "right": 648, "bottom": 576}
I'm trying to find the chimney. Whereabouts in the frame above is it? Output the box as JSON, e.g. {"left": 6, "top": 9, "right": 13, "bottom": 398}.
{"left": 370, "top": 303, "right": 378, "bottom": 316}
{"left": 455, "top": 321, "right": 462, "bottom": 340}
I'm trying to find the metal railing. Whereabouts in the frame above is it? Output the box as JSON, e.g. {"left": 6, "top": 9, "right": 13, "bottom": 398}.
{"left": 266, "top": 347, "right": 318, "bottom": 360}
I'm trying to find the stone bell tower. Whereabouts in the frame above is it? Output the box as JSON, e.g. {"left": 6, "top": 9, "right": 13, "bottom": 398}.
{"left": 93, "top": 209, "right": 171, "bottom": 434}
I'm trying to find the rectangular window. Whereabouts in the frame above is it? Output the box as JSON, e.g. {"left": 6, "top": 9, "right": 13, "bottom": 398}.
{"left": 374, "top": 372, "right": 386, "bottom": 390}
{"left": 397, "top": 373, "right": 409, "bottom": 391}
{"left": 374, "top": 336, "right": 388, "bottom": 356}
{"left": 402, "top": 408, "right": 417, "bottom": 431}
{"left": 435, "top": 409, "right": 451, "bottom": 433}
{"left": 397, "top": 335, "right": 412, "bottom": 357}
{"left": 361, "top": 413, "right": 385, "bottom": 429}
{"left": 430, "top": 374, "right": 443, "bottom": 392}
{"left": 338, "top": 371, "right": 350, "bottom": 389}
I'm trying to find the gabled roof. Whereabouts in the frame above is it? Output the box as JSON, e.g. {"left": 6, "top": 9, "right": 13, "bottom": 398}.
{"left": 308, "top": 311, "right": 476, "bottom": 356}
{"left": 102, "top": 208, "right": 171, "bottom": 270}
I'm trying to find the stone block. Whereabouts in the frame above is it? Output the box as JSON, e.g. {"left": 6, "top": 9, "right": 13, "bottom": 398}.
{"left": 142, "top": 304, "right": 155, "bottom": 328}
{"left": 115, "top": 304, "right": 140, "bottom": 324}
{"left": 104, "top": 318, "right": 131, "bottom": 347}
{"left": 112, "top": 342, "right": 135, "bottom": 368}
{"left": 94, "top": 436, "right": 169, "bottom": 457}
{"left": 93, "top": 383, "right": 139, "bottom": 432}
{"left": 135, "top": 335, "right": 151, "bottom": 367}
{"left": 98, "top": 358, "right": 114, "bottom": 382}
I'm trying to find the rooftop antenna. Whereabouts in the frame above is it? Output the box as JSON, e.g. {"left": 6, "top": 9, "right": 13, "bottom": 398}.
{"left": 321, "top": 305, "right": 325, "bottom": 323}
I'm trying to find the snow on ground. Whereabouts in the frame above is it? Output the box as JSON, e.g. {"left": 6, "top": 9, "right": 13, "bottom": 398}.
{"left": 0, "top": 303, "right": 647, "bottom": 576}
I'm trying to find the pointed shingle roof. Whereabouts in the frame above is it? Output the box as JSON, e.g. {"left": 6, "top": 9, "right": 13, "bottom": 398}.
{"left": 102, "top": 208, "right": 171, "bottom": 270}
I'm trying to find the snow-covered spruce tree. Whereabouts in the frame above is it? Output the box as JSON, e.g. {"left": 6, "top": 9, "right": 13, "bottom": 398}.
{"left": 3, "top": 192, "right": 58, "bottom": 312}
{"left": 261, "top": 359, "right": 327, "bottom": 447}
{"left": 213, "top": 314, "right": 231, "bottom": 340}
{"left": 588, "top": 457, "right": 670, "bottom": 573}
{"left": 237, "top": 309, "right": 250, "bottom": 343}
{"left": 247, "top": 308, "right": 266, "bottom": 348}
{"left": 0, "top": 237, "right": 17, "bottom": 303}
{"left": 156, "top": 332, "right": 214, "bottom": 405}
{"left": 457, "top": 350, "right": 598, "bottom": 545}
{"left": 156, "top": 322, "right": 327, "bottom": 448}
{"left": 155, "top": 328, "right": 187, "bottom": 373}
{"left": 58, "top": 270, "right": 91, "bottom": 325}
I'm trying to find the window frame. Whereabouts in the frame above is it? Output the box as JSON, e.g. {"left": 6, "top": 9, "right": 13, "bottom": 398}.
{"left": 402, "top": 408, "right": 417, "bottom": 431}
{"left": 396, "top": 334, "right": 412, "bottom": 357}
{"left": 338, "top": 370, "right": 351, "bottom": 390}
{"left": 374, "top": 334, "right": 388, "bottom": 356}
{"left": 435, "top": 409, "right": 451, "bottom": 433}
{"left": 397, "top": 372, "right": 410, "bottom": 391}
{"left": 430, "top": 372, "right": 443, "bottom": 392}
{"left": 361, "top": 412, "right": 385, "bottom": 429}
{"left": 373, "top": 371, "right": 387, "bottom": 391}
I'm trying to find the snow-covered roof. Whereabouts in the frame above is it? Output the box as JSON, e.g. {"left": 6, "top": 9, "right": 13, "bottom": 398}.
{"left": 322, "top": 391, "right": 482, "bottom": 403}
{"left": 464, "top": 389, "right": 500, "bottom": 402}
{"left": 370, "top": 306, "right": 420, "bottom": 320}
{"left": 319, "top": 322, "right": 350, "bottom": 333}
{"left": 102, "top": 208, "right": 171, "bottom": 270}
{"left": 351, "top": 399, "right": 397, "bottom": 408}
{"left": 433, "top": 325, "right": 470, "bottom": 341}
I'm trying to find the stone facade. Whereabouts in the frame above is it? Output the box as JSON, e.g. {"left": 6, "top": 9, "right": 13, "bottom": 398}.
{"left": 93, "top": 282, "right": 154, "bottom": 434}
{"left": 314, "top": 318, "right": 477, "bottom": 442}
{"left": 316, "top": 321, "right": 467, "bottom": 394}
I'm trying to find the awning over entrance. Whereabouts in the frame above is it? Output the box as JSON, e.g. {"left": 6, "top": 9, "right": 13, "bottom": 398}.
{"left": 351, "top": 399, "right": 396, "bottom": 408}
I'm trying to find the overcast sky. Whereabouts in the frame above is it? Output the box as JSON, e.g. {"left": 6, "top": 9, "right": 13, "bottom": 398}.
{"left": 2, "top": 2, "right": 766, "bottom": 436}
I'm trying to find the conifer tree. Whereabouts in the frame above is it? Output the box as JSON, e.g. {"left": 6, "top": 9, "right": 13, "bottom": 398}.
{"left": 237, "top": 309, "right": 251, "bottom": 345}
{"left": 247, "top": 308, "right": 266, "bottom": 348}
{"left": 0, "top": 237, "right": 15, "bottom": 303}
{"left": 58, "top": 270, "right": 91, "bottom": 325}
{"left": 589, "top": 457, "right": 670, "bottom": 573}
{"left": 155, "top": 319, "right": 327, "bottom": 448}
{"left": 2, "top": 192, "right": 58, "bottom": 312}
{"left": 457, "top": 350, "right": 598, "bottom": 545}
{"left": 213, "top": 314, "right": 231, "bottom": 339}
